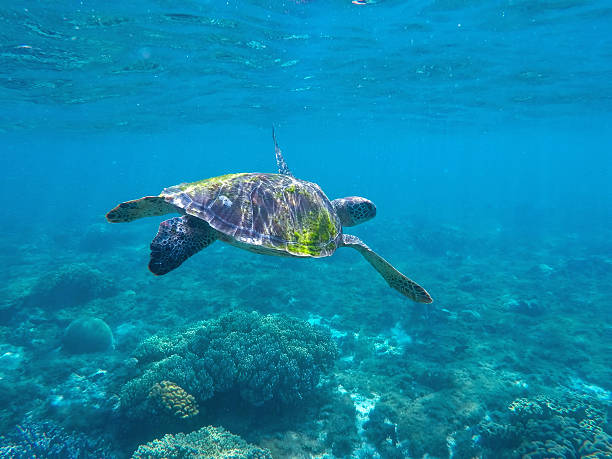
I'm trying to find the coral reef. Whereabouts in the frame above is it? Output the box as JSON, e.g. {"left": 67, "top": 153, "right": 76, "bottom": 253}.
{"left": 473, "top": 392, "right": 612, "bottom": 458}
{"left": 44, "top": 370, "right": 121, "bottom": 430}
{"left": 321, "top": 390, "right": 360, "bottom": 456}
{"left": 0, "top": 419, "right": 114, "bottom": 458}
{"left": 1, "top": 202, "right": 611, "bottom": 457}
{"left": 504, "top": 297, "right": 544, "bottom": 316}
{"left": 149, "top": 380, "right": 199, "bottom": 419}
{"left": 22, "top": 262, "right": 116, "bottom": 311}
{"left": 0, "top": 345, "right": 24, "bottom": 371}
{"left": 62, "top": 317, "right": 114, "bottom": 354}
{"left": 131, "top": 425, "right": 272, "bottom": 458}
{"left": 121, "top": 310, "right": 337, "bottom": 421}
{"left": 363, "top": 402, "right": 404, "bottom": 458}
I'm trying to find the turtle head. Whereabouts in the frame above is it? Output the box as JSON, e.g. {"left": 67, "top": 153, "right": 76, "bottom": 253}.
{"left": 332, "top": 197, "right": 376, "bottom": 227}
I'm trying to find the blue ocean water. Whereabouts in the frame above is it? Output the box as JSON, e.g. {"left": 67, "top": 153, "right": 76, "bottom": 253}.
{"left": 1, "top": 1, "right": 611, "bottom": 458}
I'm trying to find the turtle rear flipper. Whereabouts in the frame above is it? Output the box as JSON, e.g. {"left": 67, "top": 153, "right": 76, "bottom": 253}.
{"left": 149, "top": 215, "right": 217, "bottom": 275}
{"left": 106, "top": 196, "right": 176, "bottom": 223}
{"left": 341, "top": 234, "right": 432, "bottom": 303}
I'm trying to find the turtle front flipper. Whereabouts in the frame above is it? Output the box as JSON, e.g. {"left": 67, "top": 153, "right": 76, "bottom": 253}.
{"left": 341, "top": 234, "right": 433, "bottom": 303}
{"left": 149, "top": 215, "right": 217, "bottom": 275}
{"left": 106, "top": 196, "right": 176, "bottom": 223}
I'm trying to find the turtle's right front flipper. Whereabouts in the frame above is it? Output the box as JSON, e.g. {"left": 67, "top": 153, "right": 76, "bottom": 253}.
{"left": 149, "top": 215, "right": 217, "bottom": 275}
{"left": 341, "top": 234, "right": 433, "bottom": 303}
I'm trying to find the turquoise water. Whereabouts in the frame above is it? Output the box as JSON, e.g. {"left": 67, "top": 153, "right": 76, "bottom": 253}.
{"left": 1, "top": 1, "right": 611, "bottom": 458}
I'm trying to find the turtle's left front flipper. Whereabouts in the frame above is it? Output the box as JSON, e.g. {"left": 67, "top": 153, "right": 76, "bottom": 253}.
{"left": 106, "top": 196, "right": 176, "bottom": 223}
{"left": 149, "top": 215, "right": 217, "bottom": 275}
{"left": 341, "top": 234, "right": 432, "bottom": 303}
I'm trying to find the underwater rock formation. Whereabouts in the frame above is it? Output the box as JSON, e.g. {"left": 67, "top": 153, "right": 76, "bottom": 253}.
{"left": 121, "top": 310, "right": 337, "bottom": 421}
{"left": 62, "top": 317, "right": 114, "bottom": 354}
{"left": 0, "top": 419, "right": 114, "bottom": 458}
{"left": 131, "top": 425, "right": 272, "bottom": 458}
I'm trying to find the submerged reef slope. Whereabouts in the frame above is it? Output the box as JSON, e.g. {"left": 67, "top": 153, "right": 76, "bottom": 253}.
{"left": 1, "top": 211, "right": 611, "bottom": 457}
{"left": 121, "top": 310, "right": 338, "bottom": 422}
{"left": 131, "top": 425, "right": 272, "bottom": 459}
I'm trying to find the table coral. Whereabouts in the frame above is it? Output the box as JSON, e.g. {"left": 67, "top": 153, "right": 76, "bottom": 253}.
{"left": 131, "top": 425, "right": 272, "bottom": 459}
{"left": 121, "top": 311, "right": 337, "bottom": 420}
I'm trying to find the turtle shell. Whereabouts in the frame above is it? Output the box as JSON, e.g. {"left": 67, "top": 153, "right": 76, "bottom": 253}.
{"left": 161, "top": 173, "right": 341, "bottom": 257}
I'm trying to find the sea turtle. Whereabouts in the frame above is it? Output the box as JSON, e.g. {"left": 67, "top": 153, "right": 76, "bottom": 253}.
{"left": 106, "top": 131, "right": 432, "bottom": 303}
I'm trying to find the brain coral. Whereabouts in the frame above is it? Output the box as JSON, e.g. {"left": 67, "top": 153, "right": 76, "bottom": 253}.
{"left": 148, "top": 380, "right": 199, "bottom": 419}
{"left": 62, "top": 317, "right": 114, "bottom": 354}
{"left": 121, "top": 311, "right": 337, "bottom": 419}
{"left": 131, "top": 425, "right": 271, "bottom": 459}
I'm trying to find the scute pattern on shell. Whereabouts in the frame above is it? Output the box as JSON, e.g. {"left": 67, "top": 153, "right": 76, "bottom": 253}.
{"left": 161, "top": 173, "right": 341, "bottom": 257}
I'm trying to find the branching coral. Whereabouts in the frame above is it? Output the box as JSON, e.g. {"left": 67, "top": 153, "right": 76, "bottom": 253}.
{"left": 121, "top": 311, "right": 337, "bottom": 419}
{"left": 131, "top": 425, "right": 271, "bottom": 459}
{"left": 0, "top": 419, "right": 113, "bottom": 458}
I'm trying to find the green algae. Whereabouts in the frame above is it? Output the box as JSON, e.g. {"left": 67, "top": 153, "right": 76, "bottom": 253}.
{"left": 174, "top": 173, "right": 249, "bottom": 192}
{"left": 285, "top": 183, "right": 310, "bottom": 197}
{"left": 288, "top": 209, "right": 338, "bottom": 256}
